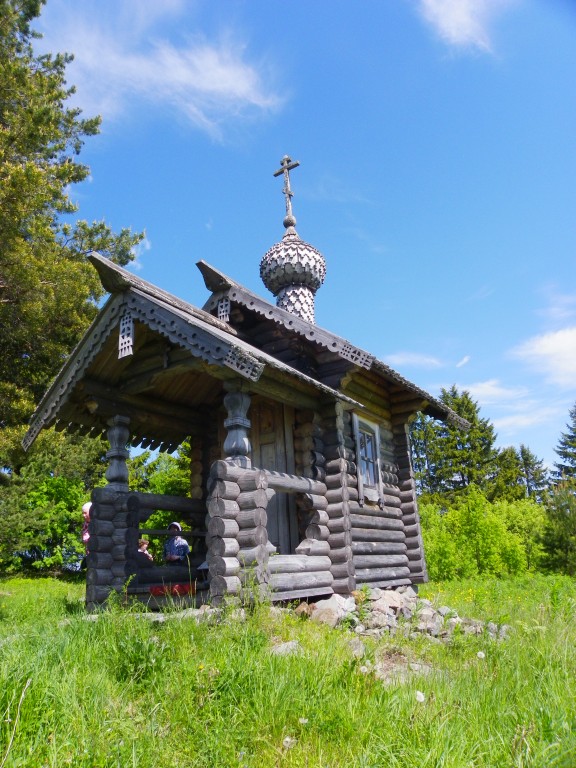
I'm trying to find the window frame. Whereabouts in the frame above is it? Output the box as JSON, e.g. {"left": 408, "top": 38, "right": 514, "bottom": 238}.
{"left": 352, "top": 413, "right": 383, "bottom": 507}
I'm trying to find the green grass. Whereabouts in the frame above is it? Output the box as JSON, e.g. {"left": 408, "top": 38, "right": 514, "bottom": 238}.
{"left": 0, "top": 575, "right": 575, "bottom": 767}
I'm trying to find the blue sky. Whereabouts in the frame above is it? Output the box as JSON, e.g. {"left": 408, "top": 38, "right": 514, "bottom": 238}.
{"left": 34, "top": 0, "right": 575, "bottom": 468}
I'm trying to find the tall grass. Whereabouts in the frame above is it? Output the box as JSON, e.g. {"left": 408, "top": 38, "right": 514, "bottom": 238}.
{"left": 0, "top": 575, "right": 574, "bottom": 767}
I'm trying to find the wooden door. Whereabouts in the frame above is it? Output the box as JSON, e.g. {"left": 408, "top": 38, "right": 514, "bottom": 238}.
{"left": 250, "top": 399, "right": 297, "bottom": 554}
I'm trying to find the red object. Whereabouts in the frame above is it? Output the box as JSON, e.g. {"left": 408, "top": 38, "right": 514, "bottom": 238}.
{"left": 149, "top": 583, "right": 195, "bottom": 597}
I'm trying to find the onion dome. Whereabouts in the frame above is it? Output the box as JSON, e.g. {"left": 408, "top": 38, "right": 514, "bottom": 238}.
{"left": 260, "top": 156, "right": 326, "bottom": 324}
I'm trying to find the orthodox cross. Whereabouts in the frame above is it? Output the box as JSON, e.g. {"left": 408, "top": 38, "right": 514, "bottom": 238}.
{"left": 274, "top": 155, "right": 300, "bottom": 222}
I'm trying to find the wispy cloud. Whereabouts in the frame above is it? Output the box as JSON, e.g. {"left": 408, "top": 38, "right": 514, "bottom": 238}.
{"left": 511, "top": 327, "right": 576, "bottom": 388}
{"left": 465, "top": 378, "right": 529, "bottom": 405}
{"left": 385, "top": 352, "right": 443, "bottom": 369}
{"left": 456, "top": 355, "right": 471, "bottom": 368}
{"left": 537, "top": 287, "right": 576, "bottom": 324}
{"left": 416, "top": 0, "right": 517, "bottom": 52}
{"left": 35, "top": 1, "right": 283, "bottom": 138}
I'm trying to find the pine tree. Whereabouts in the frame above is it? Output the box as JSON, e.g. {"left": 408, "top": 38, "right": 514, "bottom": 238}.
{"left": 554, "top": 402, "right": 576, "bottom": 480}
{"left": 518, "top": 443, "right": 549, "bottom": 501}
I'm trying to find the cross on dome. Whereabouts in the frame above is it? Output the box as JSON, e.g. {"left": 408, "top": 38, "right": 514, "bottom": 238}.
{"left": 274, "top": 155, "right": 300, "bottom": 229}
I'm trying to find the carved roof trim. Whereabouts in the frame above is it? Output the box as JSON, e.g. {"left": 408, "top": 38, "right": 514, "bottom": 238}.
{"left": 197, "top": 260, "right": 374, "bottom": 369}
{"left": 89, "top": 252, "right": 236, "bottom": 336}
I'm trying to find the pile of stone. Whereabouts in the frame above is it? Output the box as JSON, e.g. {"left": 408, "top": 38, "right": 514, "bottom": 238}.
{"left": 293, "top": 586, "right": 511, "bottom": 643}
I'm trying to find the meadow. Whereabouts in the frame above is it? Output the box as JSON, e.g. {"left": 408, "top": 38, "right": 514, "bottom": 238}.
{"left": 0, "top": 575, "right": 574, "bottom": 768}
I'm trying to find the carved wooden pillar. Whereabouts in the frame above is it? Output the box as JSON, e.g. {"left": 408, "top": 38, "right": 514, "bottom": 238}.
{"left": 223, "top": 386, "right": 252, "bottom": 468}
{"left": 86, "top": 415, "right": 133, "bottom": 610}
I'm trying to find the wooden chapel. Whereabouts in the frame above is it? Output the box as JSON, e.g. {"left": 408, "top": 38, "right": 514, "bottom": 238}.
{"left": 23, "top": 156, "right": 466, "bottom": 609}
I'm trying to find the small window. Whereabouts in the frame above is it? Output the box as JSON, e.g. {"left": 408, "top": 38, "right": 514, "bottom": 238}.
{"left": 352, "top": 414, "right": 382, "bottom": 506}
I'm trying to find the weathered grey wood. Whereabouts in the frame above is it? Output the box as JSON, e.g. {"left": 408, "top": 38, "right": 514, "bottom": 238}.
{"left": 332, "top": 575, "right": 356, "bottom": 593}
{"left": 325, "top": 473, "right": 357, "bottom": 490}
{"left": 405, "top": 537, "right": 422, "bottom": 550}
{"left": 295, "top": 538, "right": 331, "bottom": 556}
{"left": 305, "top": 523, "right": 330, "bottom": 541}
{"left": 326, "top": 487, "right": 358, "bottom": 504}
{"left": 237, "top": 507, "right": 267, "bottom": 529}
{"left": 408, "top": 558, "right": 425, "bottom": 571}
{"left": 207, "top": 498, "right": 240, "bottom": 518}
{"left": 322, "top": 445, "right": 355, "bottom": 462}
{"left": 210, "top": 575, "right": 241, "bottom": 596}
{"left": 359, "top": 577, "right": 412, "bottom": 589}
{"left": 264, "top": 470, "right": 326, "bottom": 496}
{"left": 330, "top": 560, "right": 355, "bottom": 579}
{"left": 328, "top": 545, "right": 352, "bottom": 563}
{"left": 296, "top": 493, "right": 328, "bottom": 511}
{"left": 238, "top": 469, "right": 268, "bottom": 491}
{"left": 325, "top": 458, "right": 356, "bottom": 474}
{"left": 354, "top": 566, "right": 411, "bottom": 582}
{"left": 380, "top": 493, "right": 402, "bottom": 508}
{"left": 270, "top": 586, "right": 334, "bottom": 601}
{"left": 354, "top": 505, "right": 402, "bottom": 520}
{"left": 406, "top": 548, "right": 424, "bottom": 561}
{"left": 88, "top": 552, "right": 114, "bottom": 569}
{"left": 207, "top": 517, "right": 240, "bottom": 538}
{"left": 326, "top": 501, "right": 349, "bottom": 518}
{"left": 352, "top": 541, "right": 407, "bottom": 555}
{"left": 327, "top": 517, "right": 351, "bottom": 534}
{"left": 208, "top": 479, "right": 241, "bottom": 500}
{"left": 351, "top": 527, "right": 405, "bottom": 542}
{"left": 208, "top": 557, "right": 241, "bottom": 577}
{"left": 404, "top": 523, "right": 419, "bottom": 537}
{"left": 269, "top": 570, "right": 333, "bottom": 592}
{"left": 327, "top": 531, "right": 351, "bottom": 548}
{"left": 402, "top": 512, "right": 418, "bottom": 526}
{"left": 237, "top": 489, "right": 270, "bottom": 509}
{"left": 268, "top": 555, "right": 332, "bottom": 574}
{"left": 307, "top": 509, "right": 329, "bottom": 526}
{"left": 209, "top": 537, "right": 240, "bottom": 557}
{"left": 237, "top": 545, "right": 268, "bottom": 565}
{"left": 86, "top": 568, "right": 113, "bottom": 586}
{"left": 352, "top": 554, "right": 409, "bottom": 568}
{"left": 236, "top": 526, "right": 268, "bottom": 547}
{"left": 349, "top": 514, "right": 403, "bottom": 531}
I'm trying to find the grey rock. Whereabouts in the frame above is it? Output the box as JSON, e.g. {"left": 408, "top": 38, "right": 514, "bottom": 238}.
{"left": 270, "top": 640, "right": 301, "bottom": 656}
{"left": 348, "top": 638, "right": 366, "bottom": 659}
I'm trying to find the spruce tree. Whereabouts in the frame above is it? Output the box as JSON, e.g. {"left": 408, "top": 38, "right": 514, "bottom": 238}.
{"left": 554, "top": 402, "right": 576, "bottom": 480}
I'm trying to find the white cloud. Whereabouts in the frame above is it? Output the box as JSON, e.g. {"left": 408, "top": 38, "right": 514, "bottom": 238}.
{"left": 493, "top": 406, "right": 562, "bottom": 434}
{"left": 35, "top": 1, "right": 282, "bottom": 138}
{"left": 385, "top": 352, "right": 442, "bottom": 369}
{"left": 537, "top": 288, "right": 576, "bottom": 324}
{"left": 129, "top": 235, "right": 152, "bottom": 271}
{"left": 512, "top": 327, "right": 576, "bottom": 388}
{"left": 456, "top": 355, "right": 471, "bottom": 368}
{"left": 416, "top": 0, "right": 516, "bottom": 52}
{"left": 464, "top": 378, "right": 529, "bottom": 405}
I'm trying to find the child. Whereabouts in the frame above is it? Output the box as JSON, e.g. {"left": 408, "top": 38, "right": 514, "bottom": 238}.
{"left": 138, "top": 538, "right": 154, "bottom": 562}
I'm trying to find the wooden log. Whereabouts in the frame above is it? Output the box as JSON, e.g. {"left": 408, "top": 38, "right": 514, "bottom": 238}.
{"left": 207, "top": 498, "right": 240, "bottom": 518}
{"left": 330, "top": 560, "right": 355, "bottom": 579}
{"left": 295, "top": 538, "right": 331, "bottom": 556}
{"left": 327, "top": 532, "right": 351, "bottom": 548}
{"left": 238, "top": 470, "right": 268, "bottom": 492}
{"left": 351, "top": 527, "right": 405, "bottom": 543}
{"left": 323, "top": 445, "right": 355, "bottom": 462}
{"left": 86, "top": 567, "right": 113, "bottom": 586}
{"left": 88, "top": 552, "right": 114, "bottom": 569}
{"left": 326, "top": 517, "right": 351, "bottom": 534}
{"left": 326, "top": 487, "right": 358, "bottom": 504}
{"left": 332, "top": 575, "right": 356, "bottom": 593}
{"left": 310, "top": 451, "right": 326, "bottom": 467}
{"left": 91, "top": 520, "right": 115, "bottom": 537}
{"left": 269, "top": 570, "right": 333, "bottom": 592}
{"left": 352, "top": 541, "right": 407, "bottom": 556}
{"left": 307, "top": 509, "right": 329, "bottom": 526}
{"left": 380, "top": 493, "right": 402, "bottom": 509}
{"left": 208, "top": 557, "right": 241, "bottom": 577}
{"left": 404, "top": 523, "right": 419, "bottom": 538}
{"left": 402, "top": 513, "right": 418, "bottom": 526}
{"left": 129, "top": 492, "right": 205, "bottom": 516}
{"left": 208, "top": 480, "right": 240, "bottom": 500}
{"left": 355, "top": 505, "right": 402, "bottom": 520}
{"left": 305, "top": 523, "right": 330, "bottom": 541}
{"left": 296, "top": 493, "right": 328, "bottom": 511}
{"left": 326, "top": 501, "right": 350, "bottom": 518}
{"left": 210, "top": 460, "right": 252, "bottom": 482}
{"left": 405, "top": 537, "right": 422, "bottom": 550}
{"left": 237, "top": 545, "right": 268, "bottom": 566}
{"left": 406, "top": 548, "right": 424, "bottom": 561}
{"left": 408, "top": 559, "right": 426, "bottom": 572}
{"left": 268, "top": 555, "right": 332, "bottom": 574}
{"left": 325, "top": 473, "right": 357, "bottom": 490}
{"left": 207, "top": 517, "right": 240, "bottom": 538}
{"left": 237, "top": 507, "right": 267, "bottom": 529}
{"left": 86, "top": 535, "right": 113, "bottom": 552}
{"left": 264, "top": 471, "right": 326, "bottom": 496}
{"left": 111, "top": 544, "right": 129, "bottom": 560}
{"left": 357, "top": 577, "right": 412, "bottom": 589}
{"left": 236, "top": 526, "right": 268, "bottom": 548}
{"left": 325, "top": 458, "right": 356, "bottom": 474}
{"left": 328, "top": 546, "right": 353, "bottom": 563}
{"left": 354, "top": 566, "right": 411, "bottom": 582}
{"left": 208, "top": 537, "right": 240, "bottom": 558}
{"left": 349, "top": 514, "right": 403, "bottom": 532}
{"left": 237, "top": 489, "right": 271, "bottom": 510}
{"left": 210, "top": 575, "right": 241, "bottom": 597}
{"left": 352, "top": 554, "right": 409, "bottom": 569}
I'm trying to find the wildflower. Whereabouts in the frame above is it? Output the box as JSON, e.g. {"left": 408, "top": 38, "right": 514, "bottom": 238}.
{"left": 477, "top": 651, "right": 485, "bottom": 660}
{"left": 283, "top": 736, "right": 297, "bottom": 750}
{"left": 415, "top": 690, "right": 426, "bottom": 703}
{"left": 298, "top": 718, "right": 309, "bottom": 725}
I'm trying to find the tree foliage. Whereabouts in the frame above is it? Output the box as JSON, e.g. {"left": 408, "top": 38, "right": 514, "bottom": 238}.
{"left": 0, "top": 0, "right": 143, "bottom": 428}
{"left": 542, "top": 479, "right": 576, "bottom": 575}
{"left": 553, "top": 402, "right": 576, "bottom": 481}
